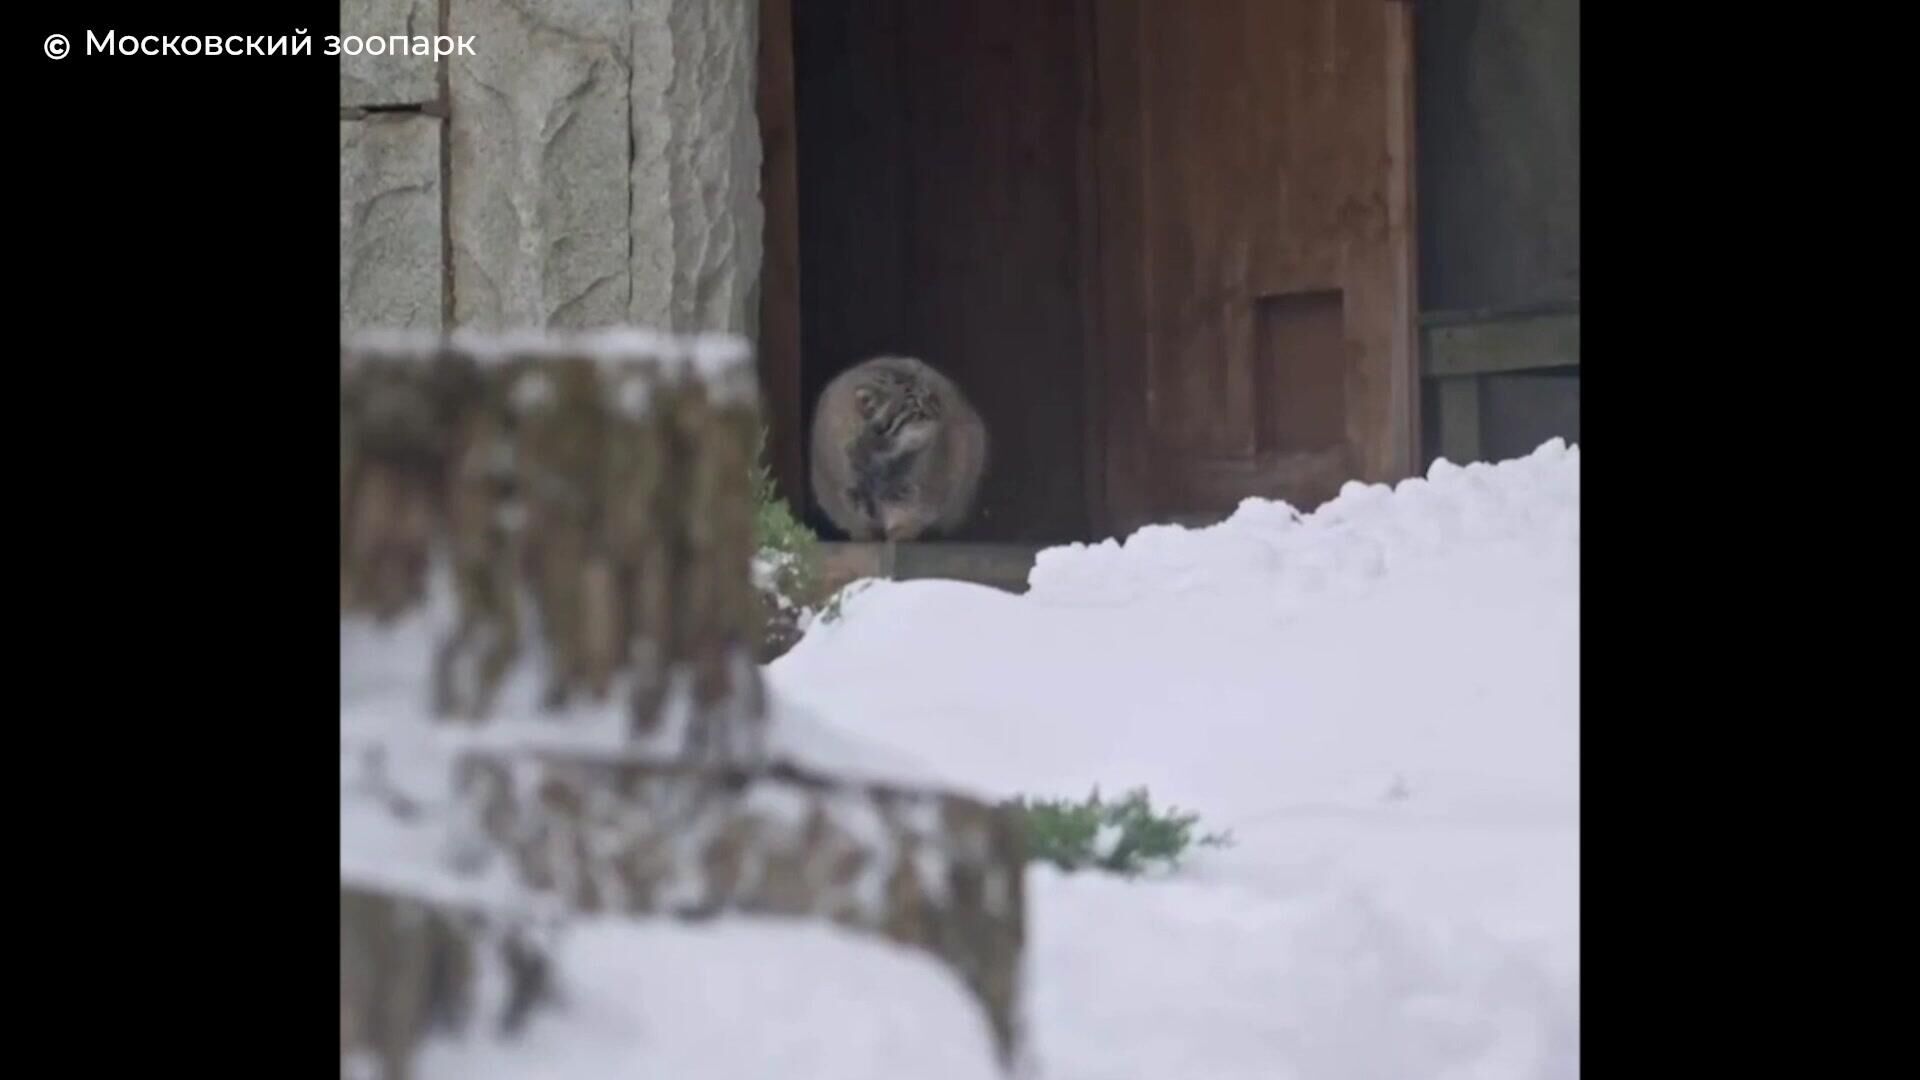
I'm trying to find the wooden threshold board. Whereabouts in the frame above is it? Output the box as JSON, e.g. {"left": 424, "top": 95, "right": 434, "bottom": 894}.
{"left": 816, "top": 542, "right": 1043, "bottom": 596}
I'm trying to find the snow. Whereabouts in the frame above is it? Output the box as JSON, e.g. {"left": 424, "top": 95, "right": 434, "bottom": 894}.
{"left": 1024, "top": 871, "right": 1575, "bottom": 1080}
{"left": 342, "top": 437, "right": 1578, "bottom": 1079}
{"left": 339, "top": 326, "right": 443, "bottom": 360}
{"left": 343, "top": 326, "right": 757, "bottom": 405}
{"left": 416, "top": 918, "right": 1004, "bottom": 1080}
{"left": 767, "top": 439, "right": 1580, "bottom": 1079}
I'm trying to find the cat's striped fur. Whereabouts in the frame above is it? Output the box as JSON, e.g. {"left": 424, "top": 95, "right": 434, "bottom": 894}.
{"left": 809, "top": 355, "right": 988, "bottom": 541}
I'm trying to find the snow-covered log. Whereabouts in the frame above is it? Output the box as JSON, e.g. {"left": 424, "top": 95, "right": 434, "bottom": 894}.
{"left": 340, "top": 329, "right": 766, "bottom": 761}
{"left": 451, "top": 751, "right": 1029, "bottom": 1063}
{"left": 339, "top": 884, "right": 554, "bottom": 1080}
{"left": 341, "top": 328, "right": 1032, "bottom": 1077}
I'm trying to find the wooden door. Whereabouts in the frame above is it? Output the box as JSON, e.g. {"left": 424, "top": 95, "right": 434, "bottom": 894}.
{"left": 757, "top": 0, "right": 806, "bottom": 507}
{"left": 1090, "top": 0, "right": 1418, "bottom": 530}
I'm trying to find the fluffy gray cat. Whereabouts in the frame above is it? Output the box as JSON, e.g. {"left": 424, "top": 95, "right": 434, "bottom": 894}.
{"left": 809, "top": 355, "right": 988, "bottom": 541}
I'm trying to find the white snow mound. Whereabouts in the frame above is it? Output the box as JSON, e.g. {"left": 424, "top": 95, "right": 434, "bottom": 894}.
{"left": 768, "top": 439, "right": 1581, "bottom": 1080}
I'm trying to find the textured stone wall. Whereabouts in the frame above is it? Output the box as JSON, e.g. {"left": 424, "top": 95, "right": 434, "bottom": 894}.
{"left": 628, "top": 0, "right": 765, "bottom": 337}
{"left": 447, "top": 0, "right": 632, "bottom": 330}
{"left": 341, "top": 116, "right": 444, "bottom": 332}
{"left": 340, "top": 0, "right": 440, "bottom": 106}
{"left": 340, "top": 0, "right": 764, "bottom": 338}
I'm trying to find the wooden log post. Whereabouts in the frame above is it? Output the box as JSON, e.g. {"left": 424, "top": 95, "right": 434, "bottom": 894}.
{"left": 450, "top": 753, "right": 1029, "bottom": 1062}
{"left": 339, "top": 329, "right": 767, "bottom": 760}
{"left": 340, "top": 328, "right": 1031, "bottom": 1076}
{"left": 339, "top": 885, "right": 554, "bottom": 1080}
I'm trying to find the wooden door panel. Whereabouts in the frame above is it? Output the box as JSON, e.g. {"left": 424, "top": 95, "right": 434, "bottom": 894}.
{"left": 757, "top": 0, "right": 805, "bottom": 506}
{"left": 896, "top": 0, "right": 1089, "bottom": 542}
{"left": 1094, "top": 0, "right": 1417, "bottom": 529}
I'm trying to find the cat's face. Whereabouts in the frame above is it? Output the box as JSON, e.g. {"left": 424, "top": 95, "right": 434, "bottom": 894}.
{"left": 852, "top": 375, "right": 940, "bottom": 454}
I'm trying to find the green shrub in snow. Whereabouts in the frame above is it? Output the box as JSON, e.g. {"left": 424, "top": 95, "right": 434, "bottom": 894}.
{"left": 751, "top": 428, "right": 823, "bottom": 660}
{"left": 1003, "top": 787, "right": 1233, "bottom": 877}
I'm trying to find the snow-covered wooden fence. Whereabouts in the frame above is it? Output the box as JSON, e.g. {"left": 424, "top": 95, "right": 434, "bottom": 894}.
{"left": 340, "top": 329, "right": 1028, "bottom": 1078}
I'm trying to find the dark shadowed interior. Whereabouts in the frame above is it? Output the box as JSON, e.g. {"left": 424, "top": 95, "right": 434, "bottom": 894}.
{"left": 791, "top": 0, "right": 1092, "bottom": 543}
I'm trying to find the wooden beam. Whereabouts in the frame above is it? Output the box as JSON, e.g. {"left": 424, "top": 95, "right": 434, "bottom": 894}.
{"left": 1423, "top": 311, "right": 1580, "bottom": 378}
{"left": 1435, "top": 376, "right": 1483, "bottom": 465}
{"left": 757, "top": 0, "right": 807, "bottom": 509}
{"left": 815, "top": 542, "right": 1041, "bottom": 595}
{"left": 892, "top": 543, "right": 1039, "bottom": 594}
{"left": 1419, "top": 298, "right": 1580, "bottom": 328}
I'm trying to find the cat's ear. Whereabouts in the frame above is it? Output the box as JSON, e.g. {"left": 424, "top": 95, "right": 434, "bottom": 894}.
{"left": 852, "top": 386, "right": 877, "bottom": 417}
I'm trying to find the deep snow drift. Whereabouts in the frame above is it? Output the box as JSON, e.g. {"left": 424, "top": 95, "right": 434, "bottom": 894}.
{"left": 342, "top": 438, "right": 1579, "bottom": 1079}
{"left": 769, "top": 439, "right": 1581, "bottom": 1079}
{"left": 412, "top": 917, "right": 1006, "bottom": 1080}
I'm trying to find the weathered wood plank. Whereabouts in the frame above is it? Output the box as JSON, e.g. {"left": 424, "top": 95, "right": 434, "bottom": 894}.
{"left": 1435, "top": 376, "right": 1484, "bottom": 465}
{"left": 1419, "top": 299, "right": 1580, "bottom": 328}
{"left": 757, "top": 0, "right": 807, "bottom": 510}
{"left": 893, "top": 543, "right": 1038, "bottom": 594}
{"left": 1423, "top": 312, "right": 1580, "bottom": 378}
{"left": 816, "top": 542, "right": 1040, "bottom": 596}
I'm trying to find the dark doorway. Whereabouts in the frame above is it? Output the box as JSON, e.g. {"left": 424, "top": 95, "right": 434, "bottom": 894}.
{"left": 759, "top": 0, "right": 1420, "bottom": 545}
{"left": 785, "top": 0, "right": 1093, "bottom": 544}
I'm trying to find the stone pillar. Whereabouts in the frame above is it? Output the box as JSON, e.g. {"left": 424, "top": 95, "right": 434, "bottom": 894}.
{"left": 339, "top": 1, "right": 765, "bottom": 338}
{"left": 341, "top": 116, "right": 443, "bottom": 333}
{"left": 341, "top": 1, "right": 449, "bottom": 337}
{"left": 444, "top": 0, "right": 763, "bottom": 336}
{"left": 628, "top": 0, "right": 765, "bottom": 337}
{"left": 339, "top": 0, "right": 441, "bottom": 107}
